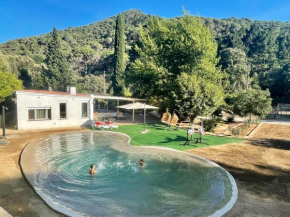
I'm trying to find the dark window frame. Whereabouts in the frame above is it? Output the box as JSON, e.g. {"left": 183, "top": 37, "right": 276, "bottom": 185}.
{"left": 59, "top": 102, "right": 67, "bottom": 119}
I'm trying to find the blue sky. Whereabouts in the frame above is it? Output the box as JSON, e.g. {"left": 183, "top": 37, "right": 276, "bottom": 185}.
{"left": 1, "top": 0, "right": 290, "bottom": 43}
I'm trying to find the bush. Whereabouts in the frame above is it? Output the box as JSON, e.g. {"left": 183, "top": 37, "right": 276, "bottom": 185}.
{"left": 203, "top": 117, "right": 222, "bottom": 132}
{"left": 226, "top": 116, "right": 235, "bottom": 123}
{"left": 229, "top": 121, "right": 252, "bottom": 136}
{"left": 212, "top": 107, "right": 223, "bottom": 117}
{"left": 228, "top": 126, "right": 242, "bottom": 136}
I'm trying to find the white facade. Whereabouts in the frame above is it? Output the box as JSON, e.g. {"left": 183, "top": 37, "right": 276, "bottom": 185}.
{"left": 16, "top": 89, "right": 94, "bottom": 130}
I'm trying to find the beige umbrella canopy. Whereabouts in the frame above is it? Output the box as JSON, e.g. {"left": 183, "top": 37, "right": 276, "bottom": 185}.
{"left": 117, "top": 102, "right": 158, "bottom": 110}
{"left": 116, "top": 102, "right": 159, "bottom": 133}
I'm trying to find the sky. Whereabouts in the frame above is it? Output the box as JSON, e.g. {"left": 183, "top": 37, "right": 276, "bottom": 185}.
{"left": 1, "top": 0, "right": 290, "bottom": 43}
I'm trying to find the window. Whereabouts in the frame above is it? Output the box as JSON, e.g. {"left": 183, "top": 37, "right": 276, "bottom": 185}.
{"left": 82, "top": 102, "right": 88, "bottom": 118}
{"left": 59, "top": 103, "right": 67, "bottom": 119}
{"left": 28, "top": 108, "right": 51, "bottom": 120}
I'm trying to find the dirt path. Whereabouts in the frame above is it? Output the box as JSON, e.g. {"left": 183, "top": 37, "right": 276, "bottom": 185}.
{"left": 187, "top": 123, "right": 290, "bottom": 217}
{"left": 0, "top": 127, "right": 89, "bottom": 217}
{"left": 0, "top": 123, "right": 289, "bottom": 216}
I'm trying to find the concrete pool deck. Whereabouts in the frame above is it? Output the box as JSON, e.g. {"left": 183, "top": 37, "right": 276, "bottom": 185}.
{"left": 0, "top": 123, "right": 290, "bottom": 216}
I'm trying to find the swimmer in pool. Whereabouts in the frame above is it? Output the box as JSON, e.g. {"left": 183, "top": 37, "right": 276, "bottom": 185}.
{"left": 89, "top": 164, "right": 96, "bottom": 174}
{"left": 138, "top": 159, "right": 145, "bottom": 168}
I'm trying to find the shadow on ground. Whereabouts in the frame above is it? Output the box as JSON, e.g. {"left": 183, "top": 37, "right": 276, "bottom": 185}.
{"left": 249, "top": 138, "right": 290, "bottom": 150}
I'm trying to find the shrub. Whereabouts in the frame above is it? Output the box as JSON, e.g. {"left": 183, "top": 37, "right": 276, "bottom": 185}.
{"left": 228, "top": 126, "right": 242, "bottom": 136}
{"left": 212, "top": 107, "right": 223, "bottom": 117}
{"left": 203, "top": 117, "right": 222, "bottom": 132}
{"left": 226, "top": 116, "right": 235, "bottom": 123}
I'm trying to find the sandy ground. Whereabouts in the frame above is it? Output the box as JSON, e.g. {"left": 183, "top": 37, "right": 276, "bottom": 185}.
{"left": 0, "top": 127, "right": 89, "bottom": 217}
{"left": 0, "top": 123, "right": 289, "bottom": 216}
{"left": 187, "top": 123, "right": 290, "bottom": 217}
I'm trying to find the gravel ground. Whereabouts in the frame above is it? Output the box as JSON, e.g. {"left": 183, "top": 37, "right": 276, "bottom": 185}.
{"left": 0, "top": 123, "right": 289, "bottom": 217}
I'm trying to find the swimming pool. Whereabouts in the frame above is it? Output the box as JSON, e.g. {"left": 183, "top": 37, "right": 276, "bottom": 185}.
{"left": 20, "top": 132, "right": 237, "bottom": 217}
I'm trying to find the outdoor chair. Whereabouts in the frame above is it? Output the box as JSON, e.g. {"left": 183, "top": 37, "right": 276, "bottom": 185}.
{"left": 116, "top": 111, "right": 125, "bottom": 120}
{"left": 167, "top": 113, "right": 179, "bottom": 131}
{"left": 91, "top": 121, "right": 110, "bottom": 130}
{"left": 104, "top": 121, "right": 118, "bottom": 129}
{"left": 161, "top": 112, "right": 172, "bottom": 126}
{"left": 183, "top": 124, "right": 208, "bottom": 146}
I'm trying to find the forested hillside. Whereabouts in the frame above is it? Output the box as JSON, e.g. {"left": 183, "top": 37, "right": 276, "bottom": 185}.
{"left": 0, "top": 9, "right": 289, "bottom": 98}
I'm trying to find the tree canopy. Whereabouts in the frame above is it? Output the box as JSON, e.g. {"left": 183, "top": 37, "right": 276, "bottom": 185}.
{"left": 43, "top": 27, "right": 74, "bottom": 90}
{"left": 0, "top": 69, "right": 23, "bottom": 102}
{"left": 0, "top": 9, "right": 289, "bottom": 105}
{"left": 112, "top": 14, "right": 126, "bottom": 96}
{"left": 228, "top": 88, "right": 272, "bottom": 119}
{"left": 127, "top": 15, "right": 225, "bottom": 117}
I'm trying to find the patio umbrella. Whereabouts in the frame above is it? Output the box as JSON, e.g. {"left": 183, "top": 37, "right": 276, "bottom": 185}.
{"left": 117, "top": 102, "right": 159, "bottom": 133}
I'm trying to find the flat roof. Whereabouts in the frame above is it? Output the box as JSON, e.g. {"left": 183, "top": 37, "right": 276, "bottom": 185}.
{"left": 16, "top": 90, "right": 146, "bottom": 101}
{"left": 16, "top": 90, "right": 90, "bottom": 98}
{"left": 92, "top": 94, "right": 146, "bottom": 102}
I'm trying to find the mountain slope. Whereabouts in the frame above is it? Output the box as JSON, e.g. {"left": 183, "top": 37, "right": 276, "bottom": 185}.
{"left": 1, "top": 9, "right": 290, "bottom": 97}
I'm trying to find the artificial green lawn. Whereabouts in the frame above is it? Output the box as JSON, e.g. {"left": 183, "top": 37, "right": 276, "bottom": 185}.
{"left": 92, "top": 123, "right": 243, "bottom": 151}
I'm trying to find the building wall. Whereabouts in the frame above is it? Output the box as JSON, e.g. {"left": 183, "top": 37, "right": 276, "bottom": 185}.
{"left": 16, "top": 92, "right": 93, "bottom": 130}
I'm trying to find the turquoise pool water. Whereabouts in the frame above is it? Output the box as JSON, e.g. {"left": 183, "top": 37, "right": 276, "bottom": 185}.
{"left": 22, "top": 132, "right": 237, "bottom": 217}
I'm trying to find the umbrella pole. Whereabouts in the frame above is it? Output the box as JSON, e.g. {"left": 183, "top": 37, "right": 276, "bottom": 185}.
{"left": 144, "top": 103, "right": 146, "bottom": 132}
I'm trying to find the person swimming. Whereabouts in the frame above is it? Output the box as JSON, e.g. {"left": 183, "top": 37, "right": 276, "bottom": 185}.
{"left": 139, "top": 159, "right": 145, "bottom": 168}
{"left": 89, "top": 164, "right": 96, "bottom": 174}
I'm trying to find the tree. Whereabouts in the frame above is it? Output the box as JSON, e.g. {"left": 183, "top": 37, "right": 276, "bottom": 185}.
{"left": 127, "top": 14, "right": 225, "bottom": 117}
{"left": 0, "top": 69, "right": 23, "bottom": 102}
{"left": 76, "top": 74, "right": 108, "bottom": 94}
{"left": 112, "top": 14, "right": 126, "bottom": 95}
{"left": 229, "top": 88, "right": 272, "bottom": 120}
{"left": 44, "top": 27, "right": 74, "bottom": 90}
{"left": 176, "top": 73, "right": 225, "bottom": 118}
{"left": 220, "top": 48, "right": 250, "bottom": 92}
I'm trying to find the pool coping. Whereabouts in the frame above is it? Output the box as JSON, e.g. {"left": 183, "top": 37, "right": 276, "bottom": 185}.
{"left": 20, "top": 131, "right": 238, "bottom": 217}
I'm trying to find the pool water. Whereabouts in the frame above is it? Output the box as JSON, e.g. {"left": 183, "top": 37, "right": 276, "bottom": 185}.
{"left": 22, "top": 132, "right": 237, "bottom": 217}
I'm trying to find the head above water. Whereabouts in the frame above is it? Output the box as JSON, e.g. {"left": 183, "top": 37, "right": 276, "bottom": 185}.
{"left": 90, "top": 164, "right": 95, "bottom": 169}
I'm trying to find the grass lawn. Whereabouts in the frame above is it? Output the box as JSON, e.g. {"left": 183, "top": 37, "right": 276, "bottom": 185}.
{"left": 92, "top": 123, "right": 243, "bottom": 151}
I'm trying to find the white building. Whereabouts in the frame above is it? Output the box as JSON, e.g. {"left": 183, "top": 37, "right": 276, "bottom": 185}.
{"left": 15, "top": 87, "right": 143, "bottom": 130}
{"left": 16, "top": 87, "right": 94, "bottom": 130}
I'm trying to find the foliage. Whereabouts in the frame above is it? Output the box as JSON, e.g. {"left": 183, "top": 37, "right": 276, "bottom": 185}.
{"left": 203, "top": 117, "right": 223, "bottom": 132}
{"left": 212, "top": 107, "right": 223, "bottom": 117}
{"left": 0, "top": 53, "right": 43, "bottom": 89}
{"left": 127, "top": 15, "right": 225, "bottom": 117}
{"left": 228, "top": 125, "right": 243, "bottom": 136}
{"left": 0, "top": 69, "right": 23, "bottom": 102}
{"left": 0, "top": 10, "right": 289, "bottom": 99}
{"left": 219, "top": 48, "right": 250, "bottom": 92}
{"left": 76, "top": 74, "right": 108, "bottom": 94}
{"left": 228, "top": 121, "right": 253, "bottom": 136}
{"left": 226, "top": 116, "right": 235, "bottom": 123}
{"left": 176, "top": 74, "right": 225, "bottom": 118}
{"left": 112, "top": 14, "right": 126, "bottom": 95}
{"left": 228, "top": 88, "right": 272, "bottom": 119}
{"left": 43, "top": 27, "right": 74, "bottom": 90}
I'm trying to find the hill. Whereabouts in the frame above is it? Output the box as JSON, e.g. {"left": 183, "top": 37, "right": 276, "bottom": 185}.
{"left": 0, "top": 9, "right": 290, "bottom": 98}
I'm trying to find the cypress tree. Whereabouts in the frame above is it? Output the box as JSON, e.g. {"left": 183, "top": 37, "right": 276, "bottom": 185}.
{"left": 44, "top": 27, "right": 73, "bottom": 91}
{"left": 112, "top": 14, "right": 126, "bottom": 95}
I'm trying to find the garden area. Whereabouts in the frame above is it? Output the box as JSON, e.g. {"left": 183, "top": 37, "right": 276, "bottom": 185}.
{"left": 90, "top": 123, "right": 243, "bottom": 151}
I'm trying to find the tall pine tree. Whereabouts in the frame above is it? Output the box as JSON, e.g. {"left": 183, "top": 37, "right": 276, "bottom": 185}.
{"left": 112, "top": 14, "right": 126, "bottom": 95}
{"left": 44, "top": 27, "right": 73, "bottom": 91}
